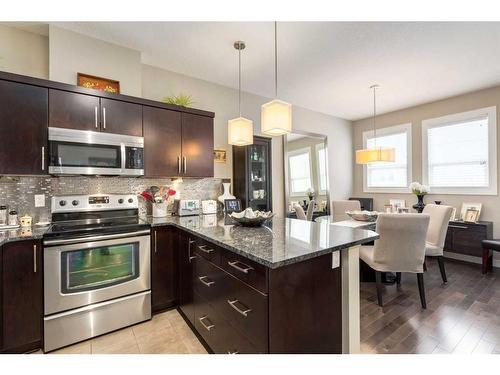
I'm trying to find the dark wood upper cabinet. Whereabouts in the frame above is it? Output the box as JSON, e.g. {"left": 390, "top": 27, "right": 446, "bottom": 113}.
{"left": 143, "top": 106, "right": 182, "bottom": 177}
{"left": 151, "top": 226, "right": 179, "bottom": 313}
{"left": 49, "top": 89, "right": 100, "bottom": 131}
{"left": 1, "top": 240, "right": 43, "bottom": 353}
{"left": 100, "top": 98, "right": 143, "bottom": 136}
{"left": 181, "top": 113, "right": 214, "bottom": 177}
{"left": 0, "top": 80, "right": 48, "bottom": 175}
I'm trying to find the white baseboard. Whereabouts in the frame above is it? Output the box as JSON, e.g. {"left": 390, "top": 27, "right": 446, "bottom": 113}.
{"left": 443, "top": 251, "right": 500, "bottom": 269}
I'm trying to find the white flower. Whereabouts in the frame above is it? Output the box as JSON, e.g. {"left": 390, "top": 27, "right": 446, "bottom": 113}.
{"left": 409, "top": 181, "right": 429, "bottom": 195}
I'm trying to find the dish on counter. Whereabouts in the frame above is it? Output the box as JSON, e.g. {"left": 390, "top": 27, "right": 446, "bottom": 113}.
{"left": 230, "top": 208, "right": 274, "bottom": 227}
{"left": 346, "top": 210, "right": 378, "bottom": 222}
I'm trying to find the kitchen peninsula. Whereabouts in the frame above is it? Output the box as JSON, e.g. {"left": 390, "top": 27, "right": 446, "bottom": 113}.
{"left": 147, "top": 214, "right": 378, "bottom": 354}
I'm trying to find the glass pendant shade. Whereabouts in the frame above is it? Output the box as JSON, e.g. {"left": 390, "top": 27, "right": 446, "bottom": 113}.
{"left": 228, "top": 117, "right": 253, "bottom": 146}
{"left": 261, "top": 99, "right": 292, "bottom": 136}
{"left": 355, "top": 147, "right": 395, "bottom": 164}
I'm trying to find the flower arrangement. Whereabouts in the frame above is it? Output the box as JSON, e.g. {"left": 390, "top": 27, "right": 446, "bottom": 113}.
{"left": 306, "top": 188, "right": 316, "bottom": 201}
{"left": 409, "top": 182, "right": 430, "bottom": 196}
{"left": 139, "top": 185, "right": 176, "bottom": 203}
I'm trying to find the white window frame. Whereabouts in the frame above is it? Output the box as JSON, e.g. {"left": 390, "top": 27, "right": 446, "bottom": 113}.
{"left": 362, "top": 123, "right": 413, "bottom": 193}
{"left": 422, "top": 106, "right": 497, "bottom": 195}
{"left": 315, "top": 143, "right": 328, "bottom": 195}
{"left": 288, "top": 147, "right": 313, "bottom": 196}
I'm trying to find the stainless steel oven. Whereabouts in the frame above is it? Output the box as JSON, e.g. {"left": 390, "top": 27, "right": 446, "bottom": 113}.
{"left": 48, "top": 127, "right": 144, "bottom": 176}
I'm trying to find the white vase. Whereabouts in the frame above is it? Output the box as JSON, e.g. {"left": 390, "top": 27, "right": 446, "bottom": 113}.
{"left": 218, "top": 182, "right": 236, "bottom": 207}
{"left": 152, "top": 202, "right": 167, "bottom": 218}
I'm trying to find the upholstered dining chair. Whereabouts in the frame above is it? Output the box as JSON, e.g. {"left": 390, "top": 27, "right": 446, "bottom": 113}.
{"left": 332, "top": 200, "right": 361, "bottom": 222}
{"left": 306, "top": 200, "right": 316, "bottom": 221}
{"left": 360, "top": 213, "right": 430, "bottom": 308}
{"left": 422, "top": 204, "right": 454, "bottom": 283}
{"left": 294, "top": 204, "right": 307, "bottom": 220}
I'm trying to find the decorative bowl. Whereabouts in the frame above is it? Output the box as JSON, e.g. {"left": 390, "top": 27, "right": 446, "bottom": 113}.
{"left": 346, "top": 210, "right": 378, "bottom": 222}
{"left": 229, "top": 214, "right": 274, "bottom": 227}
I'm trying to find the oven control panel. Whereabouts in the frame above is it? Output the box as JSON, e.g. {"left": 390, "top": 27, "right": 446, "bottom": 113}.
{"left": 51, "top": 194, "right": 138, "bottom": 213}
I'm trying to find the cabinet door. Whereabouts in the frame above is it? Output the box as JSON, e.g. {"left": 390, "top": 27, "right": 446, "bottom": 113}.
{"left": 178, "top": 231, "right": 196, "bottom": 324}
{"left": 100, "top": 98, "right": 143, "bottom": 136}
{"left": 0, "top": 80, "right": 48, "bottom": 175}
{"left": 49, "top": 89, "right": 100, "bottom": 131}
{"left": 143, "top": 106, "right": 182, "bottom": 177}
{"left": 1, "top": 240, "right": 42, "bottom": 353}
{"left": 181, "top": 113, "right": 214, "bottom": 177}
{"left": 151, "top": 227, "right": 178, "bottom": 313}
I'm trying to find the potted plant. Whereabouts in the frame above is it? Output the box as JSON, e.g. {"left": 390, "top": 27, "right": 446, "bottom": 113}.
{"left": 139, "top": 186, "right": 176, "bottom": 217}
{"left": 409, "top": 182, "right": 429, "bottom": 213}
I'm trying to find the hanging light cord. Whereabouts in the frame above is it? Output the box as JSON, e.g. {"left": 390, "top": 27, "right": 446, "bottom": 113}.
{"left": 238, "top": 44, "right": 242, "bottom": 117}
{"left": 274, "top": 21, "right": 278, "bottom": 98}
{"left": 371, "top": 85, "right": 378, "bottom": 148}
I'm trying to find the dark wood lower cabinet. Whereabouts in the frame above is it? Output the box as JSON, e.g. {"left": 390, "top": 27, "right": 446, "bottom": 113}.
{"left": 444, "top": 221, "right": 493, "bottom": 257}
{"left": 1, "top": 240, "right": 43, "bottom": 353}
{"left": 151, "top": 227, "right": 179, "bottom": 313}
{"left": 178, "top": 230, "right": 196, "bottom": 324}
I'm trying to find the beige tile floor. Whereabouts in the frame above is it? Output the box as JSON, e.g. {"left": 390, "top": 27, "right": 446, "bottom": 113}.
{"left": 50, "top": 309, "right": 207, "bottom": 354}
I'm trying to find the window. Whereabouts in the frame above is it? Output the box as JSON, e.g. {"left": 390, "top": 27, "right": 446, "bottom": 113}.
{"left": 422, "top": 106, "right": 497, "bottom": 195}
{"left": 316, "top": 144, "right": 328, "bottom": 193}
{"left": 362, "top": 123, "right": 412, "bottom": 193}
{"left": 288, "top": 147, "right": 312, "bottom": 195}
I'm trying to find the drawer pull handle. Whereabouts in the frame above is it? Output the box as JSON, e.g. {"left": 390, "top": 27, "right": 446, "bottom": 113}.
{"left": 227, "top": 299, "right": 252, "bottom": 317}
{"left": 198, "top": 245, "right": 214, "bottom": 254}
{"left": 199, "top": 276, "right": 215, "bottom": 287}
{"left": 189, "top": 255, "right": 198, "bottom": 261}
{"left": 228, "top": 260, "right": 253, "bottom": 274}
{"left": 449, "top": 225, "right": 468, "bottom": 229}
{"left": 199, "top": 316, "right": 215, "bottom": 331}
{"left": 227, "top": 350, "right": 239, "bottom": 354}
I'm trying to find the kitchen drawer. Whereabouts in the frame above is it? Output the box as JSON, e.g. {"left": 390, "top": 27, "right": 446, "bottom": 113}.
{"left": 215, "top": 269, "right": 268, "bottom": 352}
{"left": 220, "top": 249, "right": 268, "bottom": 294}
{"left": 193, "top": 255, "right": 226, "bottom": 305}
{"left": 194, "top": 292, "right": 261, "bottom": 354}
{"left": 193, "top": 238, "right": 220, "bottom": 264}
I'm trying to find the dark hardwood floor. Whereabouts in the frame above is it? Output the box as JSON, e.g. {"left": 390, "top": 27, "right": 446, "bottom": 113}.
{"left": 360, "top": 258, "right": 500, "bottom": 354}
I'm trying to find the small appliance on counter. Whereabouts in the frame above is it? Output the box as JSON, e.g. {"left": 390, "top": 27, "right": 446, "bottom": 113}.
{"left": 201, "top": 200, "right": 217, "bottom": 215}
{"left": 173, "top": 199, "right": 201, "bottom": 216}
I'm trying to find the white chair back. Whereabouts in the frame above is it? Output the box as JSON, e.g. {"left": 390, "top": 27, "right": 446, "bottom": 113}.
{"left": 294, "top": 204, "right": 307, "bottom": 220}
{"left": 332, "top": 200, "right": 361, "bottom": 222}
{"left": 422, "top": 204, "right": 454, "bottom": 252}
{"left": 374, "top": 213, "right": 430, "bottom": 273}
{"left": 306, "top": 200, "right": 315, "bottom": 221}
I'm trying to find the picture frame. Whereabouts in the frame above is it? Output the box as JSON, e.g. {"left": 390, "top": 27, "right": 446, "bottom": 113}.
{"left": 460, "top": 202, "right": 482, "bottom": 221}
{"left": 450, "top": 207, "right": 457, "bottom": 221}
{"left": 384, "top": 204, "right": 393, "bottom": 213}
{"left": 224, "top": 199, "right": 242, "bottom": 214}
{"left": 214, "top": 149, "right": 227, "bottom": 163}
{"left": 77, "top": 73, "right": 120, "bottom": 93}
{"left": 464, "top": 208, "right": 480, "bottom": 223}
{"left": 389, "top": 199, "right": 406, "bottom": 211}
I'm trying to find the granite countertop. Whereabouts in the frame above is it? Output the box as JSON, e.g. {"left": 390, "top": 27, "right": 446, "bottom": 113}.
{"left": 0, "top": 225, "right": 50, "bottom": 246}
{"left": 144, "top": 214, "right": 379, "bottom": 269}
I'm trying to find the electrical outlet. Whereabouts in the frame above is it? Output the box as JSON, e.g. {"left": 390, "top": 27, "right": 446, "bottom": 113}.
{"left": 331, "top": 251, "right": 340, "bottom": 269}
{"left": 34, "top": 194, "right": 45, "bottom": 208}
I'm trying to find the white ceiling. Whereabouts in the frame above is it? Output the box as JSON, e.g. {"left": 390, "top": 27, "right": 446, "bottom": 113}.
{"left": 51, "top": 22, "right": 500, "bottom": 120}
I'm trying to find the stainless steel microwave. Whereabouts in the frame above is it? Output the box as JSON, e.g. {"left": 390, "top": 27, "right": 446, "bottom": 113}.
{"left": 48, "top": 127, "right": 144, "bottom": 176}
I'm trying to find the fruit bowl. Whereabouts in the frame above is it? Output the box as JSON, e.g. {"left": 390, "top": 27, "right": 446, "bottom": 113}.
{"left": 346, "top": 210, "right": 378, "bottom": 222}
{"left": 229, "top": 208, "right": 274, "bottom": 227}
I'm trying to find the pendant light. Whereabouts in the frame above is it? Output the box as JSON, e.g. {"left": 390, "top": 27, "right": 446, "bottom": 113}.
{"left": 261, "top": 21, "right": 292, "bottom": 136}
{"left": 228, "top": 41, "right": 254, "bottom": 146}
{"left": 355, "top": 85, "right": 395, "bottom": 164}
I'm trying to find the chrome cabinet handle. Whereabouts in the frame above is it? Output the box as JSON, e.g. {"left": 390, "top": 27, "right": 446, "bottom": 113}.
{"left": 227, "top": 299, "right": 251, "bottom": 317}
{"left": 228, "top": 260, "right": 254, "bottom": 274}
{"left": 183, "top": 156, "right": 187, "bottom": 174}
{"left": 198, "top": 276, "right": 215, "bottom": 287}
{"left": 94, "top": 106, "right": 98, "bottom": 128}
{"left": 33, "top": 244, "right": 37, "bottom": 273}
{"left": 177, "top": 156, "right": 181, "bottom": 174}
{"left": 199, "top": 316, "right": 215, "bottom": 331}
{"left": 198, "top": 245, "right": 214, "bottom": 254}
{"left": 449, "top": 225, "right": 468, "bottom": 229}
{"left": 41, "top": 146, "right": 45, "bottom": 171}
{"left": 227, "top": 350, "right": 239, "bottom": 354}
{"left": 188, "top": 239, "right": 197, "bottom": 262}
{"left": 102, "top": 107, "right": 106, "bottom": 129}
{"left": 154, "top": 231, "right": 157, "bottom": 253}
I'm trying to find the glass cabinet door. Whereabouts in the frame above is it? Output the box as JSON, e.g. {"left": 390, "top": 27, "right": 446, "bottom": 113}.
{"left": 249, "top": 143, "right": 269, "bottom": 211}
{"left": 61, "top": 242, "right": 139, "bottom": 293}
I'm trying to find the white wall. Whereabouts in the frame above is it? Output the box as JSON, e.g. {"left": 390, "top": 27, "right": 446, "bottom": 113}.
{"left": 48, "top": 26, "right": 142, "bottom": 96}
{"left": 0, "top": 24, "right": 48, "bottom": 79}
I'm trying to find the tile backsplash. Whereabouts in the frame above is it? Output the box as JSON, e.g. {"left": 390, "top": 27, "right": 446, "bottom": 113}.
{"left": 0, "top": 176, "right": 224, "bottom": 223}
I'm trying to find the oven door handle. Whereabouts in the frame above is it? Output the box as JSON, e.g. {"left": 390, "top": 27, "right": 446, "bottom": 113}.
{"left": 43, "top": 229, "right": 151, "bottom": 246}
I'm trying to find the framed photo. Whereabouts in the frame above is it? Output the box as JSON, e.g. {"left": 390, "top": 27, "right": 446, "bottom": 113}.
{"left": 397, "top": 207, "right": 409, "bottom": 214}
{"left": 389, "top": 199, "right": 406, "bottom": 211}
{"left": 214, "top": 149, "right": 227, "bottom": 163}
{"left": 384, "top": 204, "right": 393, "bottom": 213}
{"left": 77, "top": 73, "right": 120, "bottom": 93}
{"left": 450, "top": 207, "right": 457, "bottom": 221}
{"left": 224, "top": 199, "right": 242, "bottom": 214}
{"left": 460, "top": 203, "right": 482, "bottom": 221}
{"left": 464, "top": 208, "right": 480, "bottom": 223}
